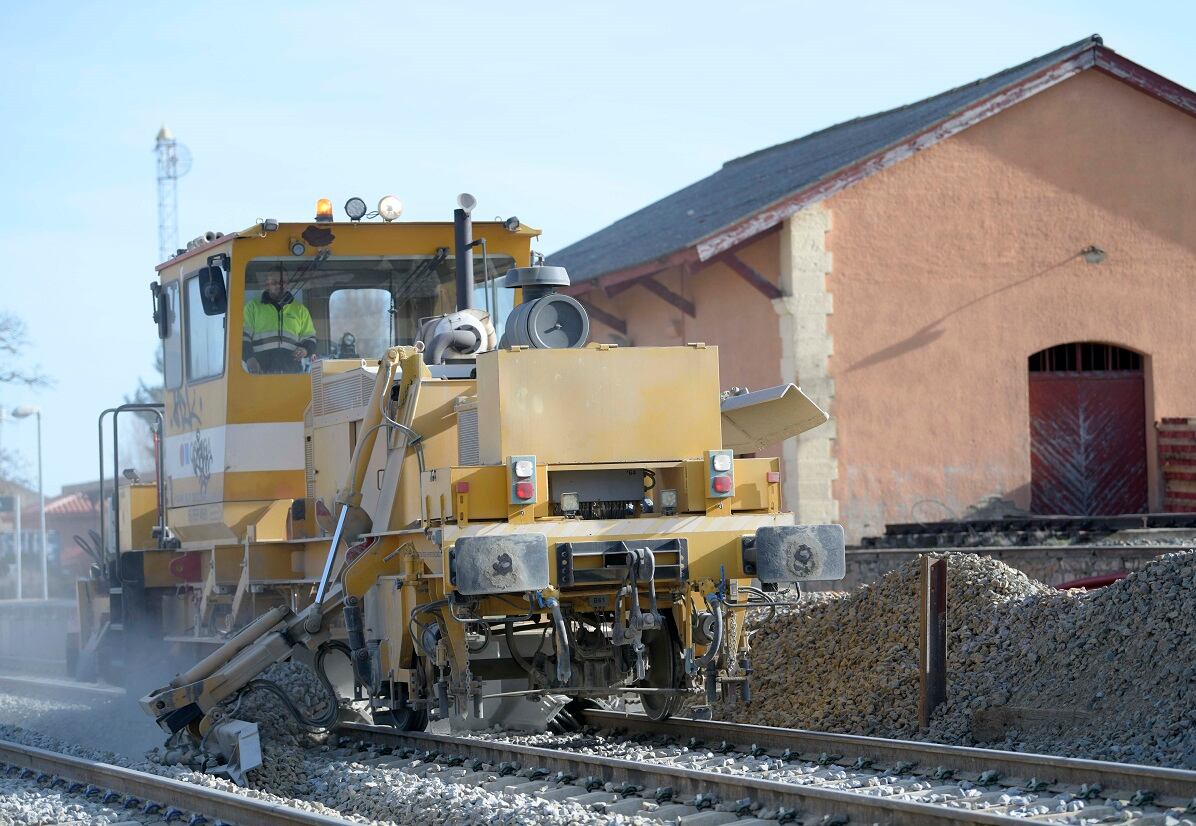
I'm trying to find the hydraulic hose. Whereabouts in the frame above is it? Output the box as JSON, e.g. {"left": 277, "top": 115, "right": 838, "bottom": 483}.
{"left": 545, "top": 597, "right": 572, "bottom": 686}
{"left": 240, "top": 649, "right": 341, "bottom": 731}
{"left": 344, "top": 595, "right": 373, "bottom": 689}
{"left": 409, "top": 599, "right": 449, "bottom": 658}
{"left": 504, "top": 621, "right": 537, "bottom": 678}
{"left": 694, "top": 595, "right": 725, "bottom": 670}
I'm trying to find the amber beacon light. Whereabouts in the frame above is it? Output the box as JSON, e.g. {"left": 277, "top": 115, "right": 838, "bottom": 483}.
{"left": 315, "top": 198, "right": 334, "bottom": 222}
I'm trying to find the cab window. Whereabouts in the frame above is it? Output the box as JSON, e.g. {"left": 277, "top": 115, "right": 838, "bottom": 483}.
{"left": 242, "top": 254, "right": 515, "bottom": 374}
{"left": 162, "top": 281, "right": 182, "bottom": 389}
{"left": 185, "top": 273, "right": 226, "bottom": 381}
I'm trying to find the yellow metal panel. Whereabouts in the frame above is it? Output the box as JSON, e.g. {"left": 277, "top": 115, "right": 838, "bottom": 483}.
{"left": 389, "top": 379, "right": 475, "bottom": 530}
{"left": 245, "top": 543, "right": 306, "bottom": 581}
{"left": 312, "top": 422, "right": 354, "bottom": 509}
{"left": 657, "top": 458, "right": 777, "bottom": 513}
{"left": 141, "top": 550, "right": 188, "bottom": 588}
{"left": 118, "top": 484, "right": 159, "bottom": 551}
{"left": 729, "top": 458, "right": 779, "bottom": 512}
{"left": 251, "top": 498, "right": 293, "bottom": 542}
{"left": 168, "top": 500, "right": 288, "bottom": 545}
{"left": 477, "top": 346, "right": 723, "bottom": 465}
{"left": 169, "top": 469, "right": 305, "bottom": 508}
{"left": 224, "top": 470, "right": 305, "bottom": 502}
{"left": 212, "top": 545, "right": 244, "bottom": 583}
{"left": 422, "top": 466, "right": 508, "bottom": 522}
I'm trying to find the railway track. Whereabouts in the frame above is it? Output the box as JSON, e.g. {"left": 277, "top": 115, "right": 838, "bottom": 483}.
{"left": 0, "top": 737, "right": 352, "bottom": 826}
{"left": 332, "top": 713, "right": 1196, "bottom": 825}
{"left": 0, "top": 672, "right": 125, "bottom": 702}
{"left": 583, "top": 710, "right": 1196, "bottom": 801}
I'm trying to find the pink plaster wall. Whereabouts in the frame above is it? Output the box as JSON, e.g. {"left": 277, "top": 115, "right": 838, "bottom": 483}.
{"left": 585, "top": 233, "right": 784, "bottom": 402}
{"left": 826, "top": 69, "right": 1196, "bottom": 540}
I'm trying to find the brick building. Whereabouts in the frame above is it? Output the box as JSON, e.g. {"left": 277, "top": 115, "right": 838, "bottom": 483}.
{"left": 549, "top": 36, "right": 1196, "bottom": 542}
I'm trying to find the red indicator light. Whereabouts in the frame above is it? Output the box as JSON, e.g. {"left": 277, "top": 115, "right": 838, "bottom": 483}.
{"left": 454, "top": 481, "right": 470, "bottom": 494}
{"left": 766, "top": 471, "right": 780, "bottom": 483}
{"left": 712, "top": 475, "right": 732, "bottom": 494}
{"left": 515, "top": 481, "right": 534, "bottom": 500}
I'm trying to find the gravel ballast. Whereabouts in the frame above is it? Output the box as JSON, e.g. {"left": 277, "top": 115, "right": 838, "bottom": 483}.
{"left": 722, "top": 550, "right": 1196, "bottom": 768}
{"left": 0, "top": 661, "right": 648, "bottom": 825}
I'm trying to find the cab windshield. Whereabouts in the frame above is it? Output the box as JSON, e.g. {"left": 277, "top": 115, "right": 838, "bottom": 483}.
{"left": 242, "top": 254, "right": 515, "bottom": 374}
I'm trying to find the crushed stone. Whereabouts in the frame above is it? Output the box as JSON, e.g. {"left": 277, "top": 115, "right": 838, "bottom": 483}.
{"left": 722, "top": 551, "right": 1195, "bottom": 768}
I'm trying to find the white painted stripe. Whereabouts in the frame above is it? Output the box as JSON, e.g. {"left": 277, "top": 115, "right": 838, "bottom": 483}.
{"left": 164, "top": 422, "right": 306, "bottom": 476}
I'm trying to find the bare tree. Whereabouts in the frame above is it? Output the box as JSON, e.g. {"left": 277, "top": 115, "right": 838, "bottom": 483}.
{"left": 0, "top": 314, "right": 46, "bottom": 389}
{"left": 0, "top": 313, "right": 48, "bottom": 484}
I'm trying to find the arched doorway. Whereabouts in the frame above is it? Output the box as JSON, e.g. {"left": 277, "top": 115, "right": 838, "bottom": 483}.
{"left": 1028, "top": 342, "right": 1147, "bottom": 515}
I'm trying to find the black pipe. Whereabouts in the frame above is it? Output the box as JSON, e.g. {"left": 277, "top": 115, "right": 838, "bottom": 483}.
{"left": 546, "top": 597, "right": 572, "bottom": 686}
{"left": 453, "top": 208, "right": 474, "bottom": 311}
{"left": 344, "top": 595, "right": 373, "bottom": 688}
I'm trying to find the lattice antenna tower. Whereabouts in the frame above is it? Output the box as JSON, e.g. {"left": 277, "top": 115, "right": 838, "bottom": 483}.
{"left": 155, "top": 126, "right": 192, "bottom": 263}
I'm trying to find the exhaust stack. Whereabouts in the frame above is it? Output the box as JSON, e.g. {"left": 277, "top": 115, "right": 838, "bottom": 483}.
{"left": 454, "top": 193, "right": 477, "bottom": 311}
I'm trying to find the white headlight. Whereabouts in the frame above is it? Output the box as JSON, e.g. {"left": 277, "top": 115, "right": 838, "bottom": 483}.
{"left": 712, "top": 453, "right": 732, "bottom": 473}
{"left": 513, "top": 459, "right": 534, "bottom": 479}
{"left": 378, "top": 195, "right": 403, "bottom": 222}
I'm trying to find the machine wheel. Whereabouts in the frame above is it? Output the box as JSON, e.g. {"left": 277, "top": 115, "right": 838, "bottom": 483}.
{"left": 639, "top": 619, "right": 684, "bottom": 721}
{"left": 372, "top": 681, "right": 428, "bottom": 732}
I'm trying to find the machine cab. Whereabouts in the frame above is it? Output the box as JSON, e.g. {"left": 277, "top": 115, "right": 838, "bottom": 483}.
{"left": 152, "top": 197, "right": 539, "bottom": 547}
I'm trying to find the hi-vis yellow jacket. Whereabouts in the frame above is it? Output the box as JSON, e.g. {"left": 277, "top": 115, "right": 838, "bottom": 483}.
{"left": 242, "top": 293, "right": 317, "bottom": 373}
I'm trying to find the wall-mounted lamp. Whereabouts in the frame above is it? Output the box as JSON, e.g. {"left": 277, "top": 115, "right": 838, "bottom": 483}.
{"left": 1081, "top": 245, "right": 1106, "bottom": 264}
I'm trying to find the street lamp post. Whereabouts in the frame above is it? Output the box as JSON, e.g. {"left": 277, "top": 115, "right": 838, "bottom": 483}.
{"left": 12, "top": 407, "right": 46, "bottom": 599}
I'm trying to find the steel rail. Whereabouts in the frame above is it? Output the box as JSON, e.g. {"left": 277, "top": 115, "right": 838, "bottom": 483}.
{"left": 338, "top": 722, "right": 1043, "bottom": 825}
{"left": 580, "top": 710, "right": 1196, "bottom": 804}
{"left": 0, "top": 739, "right": 352, "bottom": 826}
{"left": 0, "top": 674, "right": 125, "bottom": 701}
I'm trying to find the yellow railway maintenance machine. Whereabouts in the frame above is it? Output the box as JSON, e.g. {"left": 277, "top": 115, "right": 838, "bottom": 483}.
{"left": 88, "top": 195, "right": 845, "bottom": 783}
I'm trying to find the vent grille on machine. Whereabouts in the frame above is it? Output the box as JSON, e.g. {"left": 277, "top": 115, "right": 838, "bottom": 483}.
{"left": 457, "top": 403, "right": 479, "bottom": 465}
{"left": 311, "top": 360, "right": 376, "bottom": 418}
{"left": 304, "top": 406, "right": 315, "bottom": 500}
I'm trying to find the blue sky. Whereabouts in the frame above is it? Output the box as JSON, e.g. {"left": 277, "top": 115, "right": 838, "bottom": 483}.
{"left": 0, "top": 1, "right": 1192, "bottom": 492}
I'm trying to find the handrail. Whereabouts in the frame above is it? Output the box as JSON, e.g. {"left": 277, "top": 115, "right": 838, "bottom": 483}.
{"left": 97, "top": 403, "right": 166, "bottom": 571}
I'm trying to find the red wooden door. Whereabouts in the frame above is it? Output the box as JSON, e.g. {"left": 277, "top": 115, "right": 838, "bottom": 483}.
{"left": 1029, "top": 372, "right": 1147, "bottom": 515}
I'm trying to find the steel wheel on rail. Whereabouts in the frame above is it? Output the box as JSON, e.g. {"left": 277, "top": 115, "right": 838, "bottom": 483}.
{"left": 372, "top": 682, "right": 428, "bottom": 731}
{"left": 639, "top": 617, "right": 684, "bottom": 721}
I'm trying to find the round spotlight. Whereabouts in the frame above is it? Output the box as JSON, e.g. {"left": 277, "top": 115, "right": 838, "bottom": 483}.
{"left": 378, "top": 195, "right": 403, "bottom": 222}
{"left": 291, "top": 241, "right": 306, "bottom": 256}
{"left": 456, "top": 192, "right": 477, "bottom": 214}
{"left": 344, "top": 197, "right": 367, "bottom": 221}
{"left": 503, "top": 216, "right": 520, "bottom": 232}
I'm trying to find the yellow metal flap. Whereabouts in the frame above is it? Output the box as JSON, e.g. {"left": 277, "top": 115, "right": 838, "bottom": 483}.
{"left": 720, "top": 384, "right": 827, "bottom": 454}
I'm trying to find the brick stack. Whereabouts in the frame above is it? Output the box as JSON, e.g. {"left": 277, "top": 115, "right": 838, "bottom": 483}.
{"left": 1158, "top": 418, "right": 1196, "bottom": 512}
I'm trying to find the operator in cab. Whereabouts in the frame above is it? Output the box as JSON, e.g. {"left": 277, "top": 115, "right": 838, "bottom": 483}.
{"left": 242, "top": 271, "right": 318, "bottom": 374}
